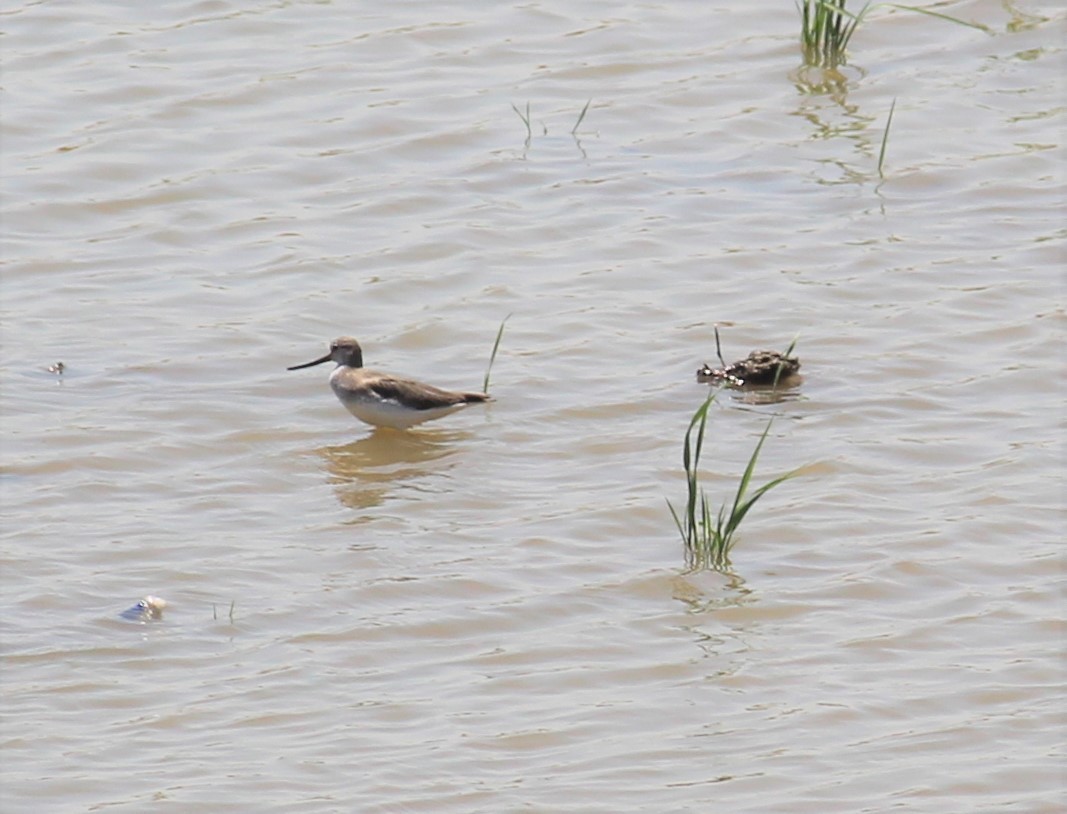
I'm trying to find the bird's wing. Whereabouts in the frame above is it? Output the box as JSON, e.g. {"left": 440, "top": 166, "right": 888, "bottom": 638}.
{"left": 368, "top": 376, "right": 470, "bottom": 410}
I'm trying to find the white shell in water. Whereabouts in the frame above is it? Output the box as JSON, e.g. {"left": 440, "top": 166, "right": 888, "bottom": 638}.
{"left": 120, "top": 595, "right": 167, "bottom": 622}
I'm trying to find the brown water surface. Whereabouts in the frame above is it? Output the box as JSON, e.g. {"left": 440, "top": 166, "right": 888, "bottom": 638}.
{"left": 2, "top": 2, "right": 1064, "bottom": 812}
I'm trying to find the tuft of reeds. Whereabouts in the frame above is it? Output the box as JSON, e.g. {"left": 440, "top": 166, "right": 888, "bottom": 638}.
{"left": 799, "top": 1, "right": 989, "bottom": 70}
{"left": 667, "top": 396, "right": 799, "bottom": 570}
{"left": 482, "top": 314, "right": 511, "bottom": 394}
{"left": 798, "top": 0, "right": 871, "bottom": 68}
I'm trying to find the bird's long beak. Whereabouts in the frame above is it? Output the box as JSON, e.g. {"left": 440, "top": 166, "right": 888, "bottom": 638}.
{"left": 287, "top": 352, "right": 333, "bottom": 371}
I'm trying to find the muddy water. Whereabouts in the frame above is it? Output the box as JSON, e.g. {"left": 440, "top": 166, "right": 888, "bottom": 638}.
{"left": 2, "top": 2, "right": 1064, "bottom": 812}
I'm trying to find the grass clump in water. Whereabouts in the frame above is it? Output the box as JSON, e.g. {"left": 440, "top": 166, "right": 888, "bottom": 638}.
{"left": 799, "top": 1, "right": 990, "bottom": 69}
{"left": 798, "top": 0, "right": 871, "bottom": 68}
{"left": 667, "top": 395, "right": 800, "bottom": 571}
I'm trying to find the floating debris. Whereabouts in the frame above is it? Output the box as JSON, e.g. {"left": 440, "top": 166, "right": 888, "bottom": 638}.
{"left": 697, "top": 350, "right": 801, "bottom": 388}
{"left": 120, "top": 596, "right": 167, "bottom": 622}
{"left": 47, "top": 362, "right": 65, "bottom": 375}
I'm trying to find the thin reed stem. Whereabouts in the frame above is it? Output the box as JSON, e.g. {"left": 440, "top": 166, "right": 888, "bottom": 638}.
{"left": 482, "top": 314, "right": 511, "bottom": 394}
{"left": 511, "top": 102, "right": 531, "bottom": 143}
{"left": 571, "top": 99, "right": 592, "bottom": 134}
{"left": 878, "top": 97, "right": 896, "bottom": 178}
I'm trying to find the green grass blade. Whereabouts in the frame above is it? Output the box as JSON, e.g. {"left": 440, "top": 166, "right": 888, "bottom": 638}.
{"left": 701, "top": 491, "right": 715, "bottom": 563}
{"left": 723, "top": 467, "right": 802, "bottom": 541}
{"left": 682, "top": 414, "right": 694, "bottom": 473}
{"left": 667, "top": 498, "right": 688, "bottom": 544}
{"left": 878, "top": 97, "right": 896, "bottom": 178}
{"left": 833, "top": 1, "right": 869, "bottom": 58}
{"left": 886, "top": 4, "right": 991, "bottom": 32}
{"left": 728, "top": 421, "right": 772, "bottom": 521}
{"left": 691, "top": 395, "right": 712, "bottom": 475}
{"left": 681, "top": 394, "right": 715, "bottom": 553}
{"left": 511, "top": 102, "right": 531, "bottom": 141}
{"left": 571, "top": 99, "right": 592, "bottom": 134}
{"left": 685, "top": 469, "right": 698, "bottom": 544}
{"left": 482, "top": 313, "right": 512, "bottom": 393}
{"left": 714, "top": 325, "right": 727, "bottom": 368}
{"left": 828, "top": 1, "right": 870, "bottom": 25}
{"left": 772, "top": 335, "right": 800, "bottom": 390}
{"left": 681, "top": 418, "right": 696, "bottom": 541}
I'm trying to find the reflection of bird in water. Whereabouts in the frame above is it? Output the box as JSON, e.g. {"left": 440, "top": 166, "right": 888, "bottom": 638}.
{"left": 697, "top": 350, "right": 801, "bottom": 388}
{"left": 316, "top": 430, "right": 468, "bottom": 513}
{"left": 288, "top": 337, "right": 489, "bottom": 429}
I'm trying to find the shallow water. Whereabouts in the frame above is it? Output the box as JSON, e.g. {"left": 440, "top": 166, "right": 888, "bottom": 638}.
{"left": 2, "top": 2, "right": 1064, "bottom": 812}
